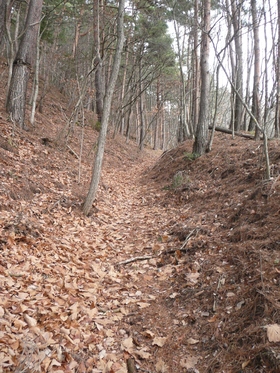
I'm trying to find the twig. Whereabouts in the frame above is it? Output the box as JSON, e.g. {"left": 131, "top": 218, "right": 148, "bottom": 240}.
{"left": 127, "top": 358, "right": 137, "bottom": 373}
{"left": 163, "top": 229, "right": 198, "bottom": 255}
{"left": 117, "top": 229, "right": 199, "bottom": 266}
{"left": 67, "top": 145, "right": 79, "bottom": 159}
{"left": 117, "top": 255, "right": 156, "bottom": 266}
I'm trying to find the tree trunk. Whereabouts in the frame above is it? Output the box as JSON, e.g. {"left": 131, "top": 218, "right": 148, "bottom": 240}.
{"left": 83, "top": 0, "right": 125, "bottom": 216}
{"left": 93, "top": 0, "right": 104, "bottom": 123}
{"left": 6, "top": 0, "right": 43, "bottom": 129}
{"left": 138, "top": 55, "right": 145, "bottom": 150}
{"left": 275, "top": 0, "right": 280, "bottom": 137}
{"left": 0, "top": 0, "right": 6, "bottom": 41}
{"left": 30, "top": 25, "right": 40, "bottom": 126}
{"left": 173, "top": 18, "right": 189, "bottom": 141}
{"left": 192, "top": 0, "right": 200, "bottom": 134}
{"left": 231, "top": 0, "right": 244, "bottom": 131}
{"left": 193, "top": 0, "right": 211, "bottom": 156}
{"left": 249, "top": 0, "right": 261, "bottom": 139}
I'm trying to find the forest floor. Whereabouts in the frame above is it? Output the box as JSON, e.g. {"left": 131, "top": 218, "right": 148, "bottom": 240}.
{"left": 1, "top": 64, "right": 280, "bottom": 373}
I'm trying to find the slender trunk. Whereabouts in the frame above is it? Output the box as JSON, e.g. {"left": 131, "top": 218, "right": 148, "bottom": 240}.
{"left": 243, "top": 29, "right": 253, "bottom": 131}
{"left": 249, "top": 0, "right": 261, "bottom": 139}
{"left": 231, "top": 0, "right": 243, "bottom": 131}
{"left": 154, "top": 79, "right": 161, "bottom": 150}
{"left": 275, "top": 0, "right": 280, "bottom": 137}
{"left": 72, "top": 5, "right": 85, "bottom": 59}
{"left": 138, "top": 56, "right": 145, "bottom": 150}
{"left": 30, "top": 26, "right": 40, "bottom": 126}
{"left": 93, "top": 0, "right": 104, "bottom": 123}
{"left": 118, "top": 37, "right": 130, "bottom": 136}
{"left": 192, "top": 0, "right": 200, "bottom": 133}
{"left": 83, "top": 0, "right": 125, "bottom": 215}
{"left": 173, "top": 17, "right": 188, "bottom": 141}
{"left": 193, "top": 0, "right": 211, "bottom": 155}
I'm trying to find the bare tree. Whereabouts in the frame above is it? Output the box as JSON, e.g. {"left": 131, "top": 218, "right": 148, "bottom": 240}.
{"left": 6, "top": 0, "right": 43, "bottom": 129}
{"left": 83, "top": 0, "right": 125, "bottom": 215}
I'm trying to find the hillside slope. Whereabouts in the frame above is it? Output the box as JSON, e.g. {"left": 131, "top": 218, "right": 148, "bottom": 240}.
{"left": 1, "top": 62, "right": 280, "bottom": 373}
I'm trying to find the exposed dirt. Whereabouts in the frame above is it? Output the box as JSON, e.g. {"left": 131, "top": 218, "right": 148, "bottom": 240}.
{"left": 1, "top": 62, "right": 280, "bottom": 373}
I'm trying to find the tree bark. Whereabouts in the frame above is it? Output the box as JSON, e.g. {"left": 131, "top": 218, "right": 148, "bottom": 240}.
{"left": 6, "top": 0, "right": 43, "bottom": 129}
{"left": 193, "top": 0, "right": 211, "bottom": 156}
{"left": 83, "top": 0, "right": 125, "bottom": 216}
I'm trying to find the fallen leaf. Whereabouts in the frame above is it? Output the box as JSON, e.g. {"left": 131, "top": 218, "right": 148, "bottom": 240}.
{"left": 186, "top": 272, "right": 200, "bottom": 284}
{"left": 226, "top": 292, "right": 235, "bottom": 297}
{"left": 187, "top": 338, "right": 199, "bottom": 345}
{"left": 152, "top": 336, "right": 167, "bottom": 347}
{"left": 142, "top": 330, "right": 155, "bottom": 339}
{"left": 23, "top": 314, "right": 37, "bottom": 327}
{"left": 134, "top": 348, "right": 151, "bottom": 359}
{"left": 121, "top": 337, "right": 133, "bottom": 351}
{"left": 242, "top": 360, "right": 251, "bottom": 369}
{"left": 169, "top": 292, "right": 179, "bottom": 299}
{"left": 156, "top": 358, "right": 168, "bottom": 372}
{"left": 208, "top": 315, "right": 217, "bottom": 323}
{"left": 180, "top": 356, "right": 199, "bottom": 369}
{"left": 266, "top": 324, "right": 280, "bottom": 342}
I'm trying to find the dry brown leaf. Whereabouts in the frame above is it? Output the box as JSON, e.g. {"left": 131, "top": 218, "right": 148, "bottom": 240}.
{"left": 208, "top": 315, "right": 217, "bottom": 323}
{"left": 187, "top": 338, "right": 199, "bottom": 345}
{"left": 180, "top": 356, "right": 199, "bottom": 369}
{"left": 152, "top": 336, "right": 167, "bottom": 347}
{"left": 155, "top": 358, "right": 168, "bottom": 372}
{"left": 242, "top": 360, "right": 251, "bottom": 369}
{"left": 266, "top": 324, "right": 280, "bottom": 342}
{"left": 121, "top": 336, "right": 133, "bottom": 351}
{"left": 186, "top": 272, "right": 200, "bottom": 284}
{"left": 23, "top": 314, "right": 37, "bottom": 327}
{"left": 134, "top": 348, "right": 151, "bottom": 359}
{"left": 142, "top": 330, "right": 155, "bottom": 339}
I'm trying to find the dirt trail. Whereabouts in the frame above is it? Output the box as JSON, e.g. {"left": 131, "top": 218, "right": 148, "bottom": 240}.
{"left": 0, "top": 126, "right": 184, "bottom": 372}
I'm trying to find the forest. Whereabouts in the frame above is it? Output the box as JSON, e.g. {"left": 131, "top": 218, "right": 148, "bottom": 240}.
{"left": 1, "top": 0, "right": 280, "bottom": 372}
{"left": 1, "top": 0, "right": 280, "bottom": 154}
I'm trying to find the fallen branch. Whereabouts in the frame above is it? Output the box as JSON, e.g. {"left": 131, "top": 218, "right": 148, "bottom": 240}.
{"left": 117, "top": 229, "right": 199, "bottom": 266}
{"left": 126, "top": 358, "right": 137, "bottom": 373}
{"left": 117, "top": 255, "right": 156, "bottom": 266}
{"left": 209, "top": 126, "right": 254, "bottom": 139}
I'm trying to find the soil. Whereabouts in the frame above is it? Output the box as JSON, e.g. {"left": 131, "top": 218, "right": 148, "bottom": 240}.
{"left": 1, "top": 62, "right": 280, "bottom": 373}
